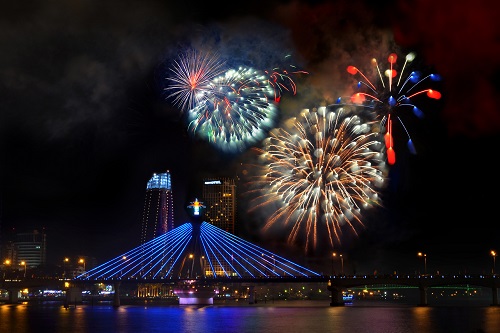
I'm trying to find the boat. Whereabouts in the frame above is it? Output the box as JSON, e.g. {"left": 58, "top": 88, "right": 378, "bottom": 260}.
{"left": 342, "top": 291, "right": 354, "bottom": 302}
{"left": 173, "top": 280, "right": 219, "bottom": 305}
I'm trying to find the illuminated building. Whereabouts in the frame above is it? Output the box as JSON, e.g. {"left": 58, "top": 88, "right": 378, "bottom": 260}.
{"left": 14, "top": 229, "right": 46, "bottom": 268}
{"left": 140, "top": 171, "right": 174, "bottom": 245}
{"left": 202, "top": 178, "right": 236, "bottom": 234}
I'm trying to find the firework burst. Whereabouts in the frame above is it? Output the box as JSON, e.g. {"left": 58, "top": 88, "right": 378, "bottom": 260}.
{"left": 338, "top": 52, "right": 442, "bottom": 165}
{"left": 164, "top": 49, "right": 226, "bottom": 112}
{"left": 246, "top": 105, "right": 387, "bottom": 253}
{"left": 264, "top": 54, "right": 309, "bottom": 103}
{"left": 187, "top": 66, "right": 279, "bottom": 153}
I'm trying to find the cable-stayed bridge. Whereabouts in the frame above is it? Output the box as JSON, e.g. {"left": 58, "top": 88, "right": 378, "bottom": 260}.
{"left": 75, "top": 221, "right": 321, "bottom": 282}
{"left": 70, "top": 221, "right": 322, "bottom": 305}
{"left": 2, "top": 219, "right": 499, "bottom": 306}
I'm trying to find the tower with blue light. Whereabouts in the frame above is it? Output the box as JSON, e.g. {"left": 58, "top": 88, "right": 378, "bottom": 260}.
{"left": 140, "top": 171, "right": 174, "bottom": 245}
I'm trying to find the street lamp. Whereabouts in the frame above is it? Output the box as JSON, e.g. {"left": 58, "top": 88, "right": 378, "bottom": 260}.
{"left": 331, "top": 252, "right": 335, "bottom": 276}
{"left": 418, "top": 252, "right": 427, "bottom": 275}
{"left": 332, "top": 252, "right": 337, "bottom": 276}
{"left": 63, "top": 258, "right": 69, "bottom": 278}
{"left": 3, "top": 259, "right": 11, "bottom": 279}
{"left": 332, "top": 253, "right": 344, "bottom": 275}
{"left": 340, "top": 254, "right": 344, "bottom": 275}
{"left": 120, "top": 256, "right": 127, "bottom": 278}
{"left": 188, "top": 254, "right": 194, "bottom": 278}
{"left": 20, "top": 260, "right": 27, "bottom": 278}
{"left": 201, "top": 255, "right": 205, "bottom": 278}
{"left": 491, "top": 250, "right": 497, "bottom": 275}
{"left": 79, "top": 258, "right": 86, "bottom": 274}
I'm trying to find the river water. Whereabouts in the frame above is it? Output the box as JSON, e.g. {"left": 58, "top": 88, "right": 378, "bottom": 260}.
{"left": 1, "top": 300, "right": 499, "bottom": 333}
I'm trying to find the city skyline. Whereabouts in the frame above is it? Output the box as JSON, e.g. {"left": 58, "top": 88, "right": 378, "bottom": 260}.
{"left": 0, "top": 0, "right": 498, "bottom": 275}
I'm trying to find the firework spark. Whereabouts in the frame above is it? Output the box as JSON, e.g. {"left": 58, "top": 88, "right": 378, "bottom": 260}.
{"left": 338, "top": 52, "right": 442, "bottom": 165}
{"left": 247, "top": 105, "right": 387, "bottom": 253}
{"left": 264, "top": 54, "right": 309, "bottom": 103}
{"left": 164, "top": 49, "right": 226, "bottom": 112}
{"left": 187, "top": 66, "right": 279, "bottom": 153}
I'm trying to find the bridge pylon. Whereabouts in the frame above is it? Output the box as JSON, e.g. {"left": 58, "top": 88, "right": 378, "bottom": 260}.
{"left": 491, "top": 286, "right": 498, "bottom": 306}
{"left": 64, "top": 286, "right": 82, "bottom": 308}
{"left": 327, "top": 280, "right": 345, "bottom": 307}
{"left": 113, "top": 281, "right": 121, "bottom": 307}
{"left": 418, "top": 286, "right": 428, "bottom": 307}
{"left": 248, "top": 285, "right": 256, "bottom": 304}
{"left": 6, "top": 288, "right": 20, "bottom": 304}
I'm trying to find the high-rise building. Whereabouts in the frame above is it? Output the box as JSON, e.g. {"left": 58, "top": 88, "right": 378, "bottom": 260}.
{"left": 1, "top": 240, "right": 16, "bottom": 264}
{"left": 140, "top": 171, "right": 174, "bottom": 245}
{"left": 202, "top": 178, "right": 236, "bottom": 234}
{"left": 14, "top": 229, "right": 46, "bottom": 268}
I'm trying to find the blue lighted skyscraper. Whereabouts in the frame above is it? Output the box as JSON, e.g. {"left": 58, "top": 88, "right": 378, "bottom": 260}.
{"left": 140, "top": 171, "right": 174, "bottom": 245}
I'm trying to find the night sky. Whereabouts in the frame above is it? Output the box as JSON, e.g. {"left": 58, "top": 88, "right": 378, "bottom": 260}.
{"left": 1, "top": 0, "right": 498, "bottom": 275}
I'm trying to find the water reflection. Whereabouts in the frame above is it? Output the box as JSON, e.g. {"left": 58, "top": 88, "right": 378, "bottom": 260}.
{"left": 1, "top": 301, "right": 498, "bottom": 333}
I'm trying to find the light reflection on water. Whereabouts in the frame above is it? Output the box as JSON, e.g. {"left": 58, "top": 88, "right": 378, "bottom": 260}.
{"left": 1, "top": 300, "right": 499, "bottom": 333}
